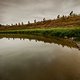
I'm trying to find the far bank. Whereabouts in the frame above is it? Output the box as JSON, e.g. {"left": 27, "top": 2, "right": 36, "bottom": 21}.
{"left": 0, "top": 27, "right": 80, "bottom": 37}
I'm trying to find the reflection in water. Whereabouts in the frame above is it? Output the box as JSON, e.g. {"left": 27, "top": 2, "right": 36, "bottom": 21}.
{"left": 0, "top": 34, "right": 79, "bottom": 49}
{"left": 0, "top": 36, "right": 80, "bottom": 80}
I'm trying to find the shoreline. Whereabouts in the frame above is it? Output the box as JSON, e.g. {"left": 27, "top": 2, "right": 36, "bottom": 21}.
{"left": 0, "top": 27, "right": 80, "bottom": 37}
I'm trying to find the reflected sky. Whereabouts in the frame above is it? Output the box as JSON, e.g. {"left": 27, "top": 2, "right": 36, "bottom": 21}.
{"left": 0, "top": 38, "right": 80, "bottom": 80}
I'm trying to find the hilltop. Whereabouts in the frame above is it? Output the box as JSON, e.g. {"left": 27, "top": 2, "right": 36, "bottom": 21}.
{"left": 0, "top": 11, "right": 80, "bottom": 30}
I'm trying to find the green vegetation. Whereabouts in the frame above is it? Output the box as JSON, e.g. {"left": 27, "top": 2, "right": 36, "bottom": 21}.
{"left": 0, "top": 27, "right": 80, "bottom": 37}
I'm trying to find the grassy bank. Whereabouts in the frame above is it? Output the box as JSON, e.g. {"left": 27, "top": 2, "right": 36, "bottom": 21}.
{"left": 0, "top": 27, "right": 80, "bottom": 37}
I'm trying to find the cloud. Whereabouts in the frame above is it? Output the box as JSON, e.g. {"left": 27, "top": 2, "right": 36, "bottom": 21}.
{"left": 0, "top": 0, "right": 80, "bottom": 24}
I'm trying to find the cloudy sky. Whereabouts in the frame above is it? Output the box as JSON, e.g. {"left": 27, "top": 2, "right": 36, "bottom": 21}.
{"left": 0, "top": 0, "right": 80, "bottom": 24}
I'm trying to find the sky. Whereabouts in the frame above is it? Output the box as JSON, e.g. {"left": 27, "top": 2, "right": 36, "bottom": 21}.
{"left": 0, "top": 0, "right": 80, "bottom": 25}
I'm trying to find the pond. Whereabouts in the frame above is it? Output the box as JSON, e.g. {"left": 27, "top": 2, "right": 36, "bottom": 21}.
{"left": 0, "top": 35, "right": 80, "bottom": 80}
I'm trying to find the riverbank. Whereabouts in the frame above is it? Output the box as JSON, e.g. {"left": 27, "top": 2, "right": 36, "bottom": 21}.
{"left": 0, "top": 27, "right": 80, "bottom": 37}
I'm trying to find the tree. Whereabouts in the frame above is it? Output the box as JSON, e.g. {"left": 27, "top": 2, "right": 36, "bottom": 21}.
{"left": 28, "top": 21, "right": 30, "bottom": 24}
{"left": 18, "top": 23, "right": 20, "bottom": 26}
{"left": 11, "top": 24, "right": 13, "bottom": 26}
{"left": 57, "top": 15, "right": 60, "bottom": 19}
{"left": 0, "top": 24, "right": 2, "bottom": 27}
{"left": 15, "top": 23, "right": 17, "bottom": 26}
{"left": 43, "top": 18, "right": 45, "bottom": 21}
{"left": 61, "top": 15, "right": 66, "bottom": 20}
{"left": 21, "top": 22, "right": 24, "bottom": 25}
{"left": 70, "top": 11, "right": 73, "bottom": 16}
{"left": 34, "top": 19, "right": 36, "bottom": 23}
{"left": 62, "top": 15, "right": 65, "bottom": 18}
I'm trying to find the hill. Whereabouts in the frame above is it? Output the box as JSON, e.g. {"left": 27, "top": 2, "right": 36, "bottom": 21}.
{"left": 0, "top": 11, "right": 80, "bottom": 30}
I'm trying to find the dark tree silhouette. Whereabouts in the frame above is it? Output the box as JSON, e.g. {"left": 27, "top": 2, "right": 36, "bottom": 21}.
{"left": 21, "top": 22, "right": 24, "bottom": 25}
{"left": 28, "top": 21, "right": 30, "bottom": 24}
{"left": 16, "top": 23, "right": 17, "bottom": 26}
{"left": 0, "top": 24, "right": 2, "bottom": 27}
{"left": 62, "top": 15, "right": 65, "bottom": 18}
{"left": 70, "top": 11, "right": 73, "bottom": 16}
{"left": 43, "top": 18, "right": 45, "bottom": 21}
{"left": 61, "top": 15, "right": 66, "bottom": 20}
{"left": 57, "top": 15, "right": 60, "bottom": 19}
{"left": 18, "top": 23, "right": 20, "bottom": 26}
{"left": 34, "top": 19, "right": 36, "bottom": 23}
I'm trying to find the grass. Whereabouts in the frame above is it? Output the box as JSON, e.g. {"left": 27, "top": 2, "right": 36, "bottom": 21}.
{"left": 0, "top": 27, "right": 80, "bottom": 37}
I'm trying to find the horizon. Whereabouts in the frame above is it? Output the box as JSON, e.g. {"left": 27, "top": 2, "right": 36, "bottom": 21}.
{"left": 0, "top": 11, "right": 79, "bottom": 26}
{"left": 0, "top": 12, "right": 71, "bottom": 25}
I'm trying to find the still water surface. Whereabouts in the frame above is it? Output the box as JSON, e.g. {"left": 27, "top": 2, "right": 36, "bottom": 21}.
{"left": 0, "top": 37, "right": 80, "bottom": 80}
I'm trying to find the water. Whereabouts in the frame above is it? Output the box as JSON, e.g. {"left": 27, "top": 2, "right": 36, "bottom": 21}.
{"left": 0, "top": 36, "right": 80, "bottom": 80}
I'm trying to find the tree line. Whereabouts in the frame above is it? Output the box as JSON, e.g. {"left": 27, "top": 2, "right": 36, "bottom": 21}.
{"left": 0, "top": 11, "right": 80, "bottom": 30}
